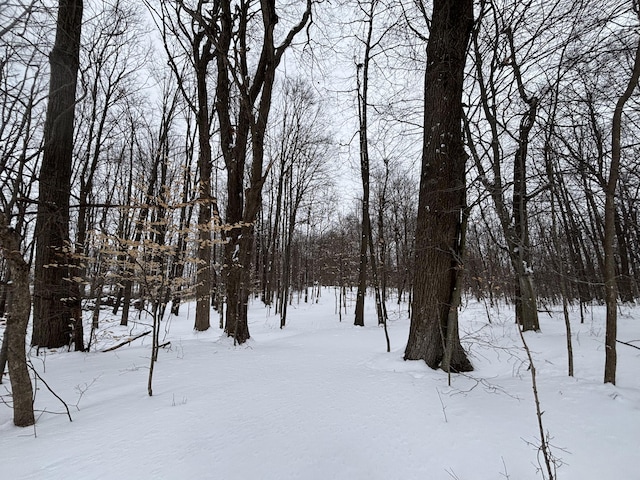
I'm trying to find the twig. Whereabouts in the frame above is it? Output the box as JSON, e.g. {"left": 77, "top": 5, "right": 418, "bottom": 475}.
{"left": 517, "top": 327, "right": 555, "bottom": 480}
{"left": 500, "top": 457, "right": 511, "bottom": 479}
{"left": 436, "top": 388, "right": 448, "bottom": 423}
{"left": 445, "top": 468, "right": 461, "bottom": 480}
{"left": 73, "top": 377, "right": 100, "bottom": 411}
{"left": 616, "top": 339, "right": 640, "bottom": 351}
{"left": 26, "top": 361, "right": 72, "bottom": 423}
{"left": 102, "top": 330, "right": 151, "bottom": 352}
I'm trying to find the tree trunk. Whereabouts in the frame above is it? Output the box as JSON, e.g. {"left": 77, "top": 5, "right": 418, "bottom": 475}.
{"left": 170, "top": 150, "right": 195, "bottom": 316}
{"left": 0, "top": 262, "right": 7, "bottom": 318}
{"left": 264, "top": 159, "right": 286, "bottom": 307}
{"left": 441, "top": 200, "right": 469, "bottom": 375}
{"left": 0, "top": 215, "right": 35, "bottom": 426}
{"left": 354, "top": 1, "right": 376, "bottom": 328}
{"left": 119, "top": 139, "right": 161, "bottom": 326}
{"left": 507, "top": 28, "right": 540, "bottom": 331}
{"left": 280, "top": 214, "right": 295, "bottom": 328}
{"left": 354, "top": 210, "right": 369, "bottom": 327}
{"left": 208, "top": 0, "right": 311, "bottom": 344}
{"left": 0, "top": 330, "right": 7, "bottom": 384}
{"left": 32, "top": 0, "right": 83, "bottom": 349}
{"left": 377, "top": 159, "right": 390, "bottom": 305}
{"left": 604, "top": 18, "right": 640, "bottom": 384}
{"left": 404, "top": 0, "right": 473, "bottom": 373}
{"left": 467, "top": 8, "right": 541, "bottom": 330}
{"left": 614, "top": 210, "right": 634, "bottom": 302}
{"left": 223, "top": 226, "right": 253, "bottom": 344}
{"left": 194, "top": 39, "right": 215, "bottom": 332}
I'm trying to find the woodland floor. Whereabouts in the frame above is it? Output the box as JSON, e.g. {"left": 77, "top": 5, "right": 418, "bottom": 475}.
{"left": 1, "top": 289, "right": 639, "bottom": 479}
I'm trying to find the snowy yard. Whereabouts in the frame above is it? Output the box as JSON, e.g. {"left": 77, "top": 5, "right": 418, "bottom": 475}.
{"left": 2, "top": 290, "right": 639, "bottom": 480}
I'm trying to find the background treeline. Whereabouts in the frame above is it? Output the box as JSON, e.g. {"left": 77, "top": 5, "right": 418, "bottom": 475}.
{"left": 1, "top": 0, "right": 640, "bottom": 348}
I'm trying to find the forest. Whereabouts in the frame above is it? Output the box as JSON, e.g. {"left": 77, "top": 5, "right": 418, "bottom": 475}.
{"left": 1, "top": 1, "right": 640, "bottom": 471}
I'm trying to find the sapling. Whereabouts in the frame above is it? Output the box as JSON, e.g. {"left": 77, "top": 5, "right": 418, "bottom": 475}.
{"left": 517, "top": 325, "right": 560, "bottom": 480}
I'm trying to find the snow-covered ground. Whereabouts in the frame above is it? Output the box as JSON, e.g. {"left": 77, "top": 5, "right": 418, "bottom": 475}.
{"left": 1, "top": 289, "right": 639, "bottom": 479}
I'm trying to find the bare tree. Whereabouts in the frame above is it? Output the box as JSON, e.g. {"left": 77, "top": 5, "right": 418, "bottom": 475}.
{"left": 0, "top": 214, "right": 35, "bottom": 426}
{"left": 266, "top": 78, "right": 332, "bottom": 328}
{"left": 32, "top": 0, "right": 84, "bottom": 349}
{"left": 72, "top": 0, "right": 148, "bottom": 340}
{"left": 604, "top": 0, "right": 640, "bottom": 385}
{"left": 464, "top": 0, "right": 546, "bottom": 331}
{"left": 147, "top": 0, "right": 222, "bottom": 331}
{"left": 0, "top": 2, "right": 39, "bottom": 425}
{"left": 177, "top": 0, "right": 313, "bottom": 343}
{"left": 386, "top": 164, "right": 417, "bottom": 308}
{"left": 353, "top": 0, "right": 377, "bottom": 328}
{"left": 350, "top": 0, "right": 401, "bottom": 329}
{"left": 404, "top": 0, "right": 473, "bottom": 372}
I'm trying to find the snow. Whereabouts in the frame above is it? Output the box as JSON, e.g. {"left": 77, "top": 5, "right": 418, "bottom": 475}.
{"left": 2, "top": 290, "right": 639, "bottom": 480}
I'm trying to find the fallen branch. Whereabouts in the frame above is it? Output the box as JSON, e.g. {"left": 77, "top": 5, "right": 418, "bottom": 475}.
{"left": 616, "top": 339, "right": 640, "bottom": 351}
{"left": 102, "top": 331, "right": 151, "bottom": 352}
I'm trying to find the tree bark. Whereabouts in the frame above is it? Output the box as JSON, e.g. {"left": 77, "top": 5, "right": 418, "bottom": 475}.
{"left": 32, "top": 0, "right": 83, "bottom": 349}
{"left": 0, "top": 215, "right": 35, "bottom": 427}
{"left": 604, "top": 15, "right": 640, "bottom": 384}
{"left": 354, "top": 0, "right": 378, "bottom": 327}
{"left": 206, "top": 0, "right": 311, "bottom": 344}
{"left": 466, "top": 5, "right": 541, "bottom": 331}
{"left": 404, "top": 0, "right": 473, "bottom": 373}
{"left": 194, "top": 35, "right": 216, "bottom": 332}
{"left": 614, "top": 210, "right": 634, "bottom": 302}
{"left": 505, "top": 26, "right": 540, "bottom": 332}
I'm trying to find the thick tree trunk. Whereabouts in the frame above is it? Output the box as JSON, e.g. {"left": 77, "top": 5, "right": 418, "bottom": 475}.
{"left": 404, "top": 0, "right": 473, "bottom": 373}
{"left": 32, "top": 0, "right": 83, "bottom": 349}
{"left": 223, "top": 226, "right": 253, "bottom": 344}
{"left": 442, "top": 204, "right": 468, "bottom": 374}
{"left": 516, "top": 273, "right": 538, "bottom": 330}
{"left": 215, "top": 1, "right": 250, "bottom": 343}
